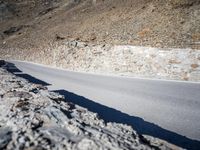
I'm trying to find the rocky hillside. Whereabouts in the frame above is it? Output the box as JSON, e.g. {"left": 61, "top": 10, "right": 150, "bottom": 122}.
{"left": 0, "top": 0, "right": 199, "bottom": 80}
{"left": 0, "top": 0, "right": 200, "bottom": 49}
{"left": 0, "top": 65, "right": 181, "bottom": 150}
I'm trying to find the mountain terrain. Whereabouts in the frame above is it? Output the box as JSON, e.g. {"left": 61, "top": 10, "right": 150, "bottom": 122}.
{"left": 0, "top": 0, "right": 200, "bottom": 80}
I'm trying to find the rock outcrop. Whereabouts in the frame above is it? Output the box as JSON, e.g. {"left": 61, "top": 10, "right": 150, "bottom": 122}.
{"left": 0, "top": 67, "right": 181, "bottom": 149}
{"left": 1, "top": 40, "right": 199, "bottom": 81}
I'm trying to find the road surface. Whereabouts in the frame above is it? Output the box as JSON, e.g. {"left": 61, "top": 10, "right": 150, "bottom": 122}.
{"left": 7, "top": 60, "right": 200, "bottom": 142}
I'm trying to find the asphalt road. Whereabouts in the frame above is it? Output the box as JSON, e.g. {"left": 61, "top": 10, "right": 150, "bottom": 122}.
{"left": 8, "top": 60, "right": 200, "bottom": 142}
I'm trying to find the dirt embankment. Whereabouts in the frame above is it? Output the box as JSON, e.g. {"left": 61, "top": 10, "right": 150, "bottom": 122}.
{"left": 1, "top": 40, "right": 200, "bottom": 81}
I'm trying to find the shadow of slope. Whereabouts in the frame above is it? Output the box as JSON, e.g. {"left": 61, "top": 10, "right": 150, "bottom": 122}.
{"left": 4, "top": 62, "right": 51, "bottom": 86}
{"left": 3, "top": 62, "right": 22, "bottom": 73}
{"left": 53, "top": 89, "right": 200, "bottom": 150}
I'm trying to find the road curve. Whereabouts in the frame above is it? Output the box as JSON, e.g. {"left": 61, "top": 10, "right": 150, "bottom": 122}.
{"left": 8, "top": 60, "right": 200, "bottom": 141}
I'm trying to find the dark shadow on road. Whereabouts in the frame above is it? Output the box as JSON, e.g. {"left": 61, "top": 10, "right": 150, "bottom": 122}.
{"left": 3, "top": 61, "right": 200, "bottom": 150}
{"left": 53, "top": 89, "right": 200, "bottom": 150}
{"left": 3, "top": 62, "right": 51, "bottom": 86}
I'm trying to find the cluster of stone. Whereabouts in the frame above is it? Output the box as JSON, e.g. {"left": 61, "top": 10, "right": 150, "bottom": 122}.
{"left": 0, "top": 67, "right": 180, "bottom": 150}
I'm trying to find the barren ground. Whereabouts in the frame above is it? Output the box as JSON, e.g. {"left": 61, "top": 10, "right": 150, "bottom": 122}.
{"left": 0, "top": 0, "right": 200, "bottom": 49}
{"left": 0, "top": 0, "right": 200, "bottom": 80}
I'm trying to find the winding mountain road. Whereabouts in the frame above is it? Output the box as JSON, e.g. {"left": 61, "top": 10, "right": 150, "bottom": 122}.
{"left": 7, "top": 60, "right": 200, "bottom": 142}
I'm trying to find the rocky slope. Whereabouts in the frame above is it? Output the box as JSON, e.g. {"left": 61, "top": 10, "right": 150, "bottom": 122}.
{"left": 0, "top": 65, "right": 182, "bottom": 150}
{"left": 0, "top": 0, "right": 200, "bottom": 82}
{"left": 0, "top": 0, "right": 200, "bottom": 49}
{"left": 1, "top": 40, "right": 200, "bottom": 81}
